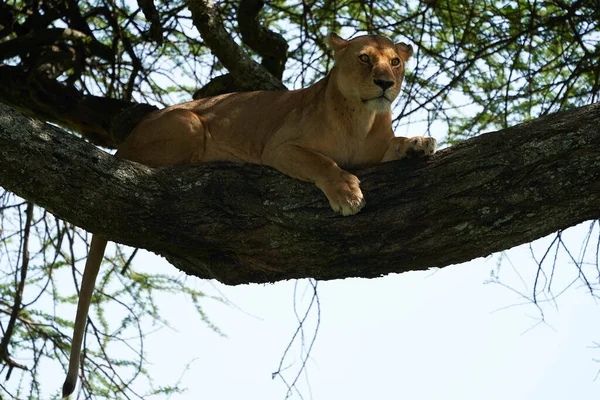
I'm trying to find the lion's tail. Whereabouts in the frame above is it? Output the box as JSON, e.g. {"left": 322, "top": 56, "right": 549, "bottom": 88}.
{"left": 62, "top": 235, "right": 107, "bottom": 398}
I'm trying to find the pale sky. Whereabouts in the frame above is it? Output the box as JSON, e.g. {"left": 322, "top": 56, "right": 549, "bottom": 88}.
{"left": 125, "top": 221, "right": 600, "bottom": 400}
{"left": 17, "top": 219, "right": 600, "bottom": 399}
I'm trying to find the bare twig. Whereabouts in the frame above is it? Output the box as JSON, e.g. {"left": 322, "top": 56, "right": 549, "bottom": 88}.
{"left": 0, "top": 202, "right": 34, "bottom": 376}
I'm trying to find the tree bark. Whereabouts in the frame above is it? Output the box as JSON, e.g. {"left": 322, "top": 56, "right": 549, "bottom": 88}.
{"left": 0, "top": 102, "right": 599, "bottom": 285}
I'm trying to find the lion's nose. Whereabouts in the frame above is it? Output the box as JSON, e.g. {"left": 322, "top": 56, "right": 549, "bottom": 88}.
{"left": 373, "top": 79, "right": 394, "bottom": 91}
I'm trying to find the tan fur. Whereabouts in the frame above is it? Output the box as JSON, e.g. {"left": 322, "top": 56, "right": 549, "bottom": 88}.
{"left": 62, "top": 33, "right": 435, "bottom": 397}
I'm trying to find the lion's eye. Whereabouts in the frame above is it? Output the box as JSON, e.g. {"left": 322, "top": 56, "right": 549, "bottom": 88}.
{"left": 391, "top": 58, "right": 401, "bottom": 66}
{"left": 359, "top": 54, "right": 370, "bottom": 63}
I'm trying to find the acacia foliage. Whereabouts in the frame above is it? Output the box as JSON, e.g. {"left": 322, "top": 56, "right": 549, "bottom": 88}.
{"left": 0, "top": 0, "right": 599, "bottom": 398}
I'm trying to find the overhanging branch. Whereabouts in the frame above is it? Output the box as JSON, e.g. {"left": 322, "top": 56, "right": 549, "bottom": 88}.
{"left": 0, "top": 65, "right": 157, "bottom": 148}
{"left": 0, "top": 102, "right": 599, "bottom": 285}
{"left": 193, "top": 0, "right": 289, "bottom": 98}
{"left": 237, "top": 0, "right": 288, "bottom": 79}
{"left": 188, "top": 0, "right": 286, "bottom": 92}
{"left": 0, "top": 27, "right": 113, "bottom": 61}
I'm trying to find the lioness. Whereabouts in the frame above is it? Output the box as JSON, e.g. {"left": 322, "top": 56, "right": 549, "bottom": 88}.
{"left": 62, "top": 33, "right": 436, "bottom": 397}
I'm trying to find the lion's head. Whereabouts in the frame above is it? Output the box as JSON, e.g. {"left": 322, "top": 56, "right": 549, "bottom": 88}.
{"left": 327, "top": 33, "right": 413, "bottom": 113}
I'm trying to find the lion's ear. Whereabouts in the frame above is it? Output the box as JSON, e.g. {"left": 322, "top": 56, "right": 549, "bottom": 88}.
{"left": 395, "top": 42, "right": 414, "bottom": 61}
{"left": 327, "top": 32, "right": 349, "bottom": 52}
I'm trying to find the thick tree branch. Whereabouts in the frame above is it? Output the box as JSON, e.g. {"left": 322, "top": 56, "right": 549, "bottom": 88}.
{"left": 1, "top": 102, "right": 599, "bottom": 285}
{"left": 188, "top": 0, "right": 286, "bottom": 92}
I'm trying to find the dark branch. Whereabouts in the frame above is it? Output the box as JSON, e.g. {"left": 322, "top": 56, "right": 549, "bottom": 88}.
{"left": 0, "top": 28, "right": 113, "bottom": 62}
{"left": 136, "top": 0, "right": 163, "bottom": 43}
{"left": 194, "top": 0, "right": 289, "bottom": 99}
{"left": 0, "top": 2, "right": 24, "bottom": 37}
{"left": 237, "top": 0, "right": 288, "bottom": 79}
{"left": 1, "top": 102, "right": 599, "bottom": 285}
{"left": 193, "top": 73, "right": 242, "bottom": 99}
{"left": 188, "top": 0, "right": 286, "bottom": 92}
{"left": 0, "top": 65, "right": 156, "bottom": 148}
{"left": 0, "top": 202, "right": 33, "bottom": 375}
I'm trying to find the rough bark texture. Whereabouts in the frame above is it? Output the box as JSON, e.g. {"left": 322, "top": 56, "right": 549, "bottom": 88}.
{"left": 1, "top": 102, "right": 599, "bottom": 285}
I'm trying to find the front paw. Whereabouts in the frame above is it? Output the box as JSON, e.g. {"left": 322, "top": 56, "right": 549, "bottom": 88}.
{"left": 319, "top": 171, "right": 365, "bottom": 216}
{"left": 405, "top": 136, "right": 437, "bottom": 157}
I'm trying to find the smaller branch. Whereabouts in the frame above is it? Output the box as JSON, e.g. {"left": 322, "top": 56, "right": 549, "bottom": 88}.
{"left": 188, "top": 0, "right": 286, "bottom": 92}
{"left": 136, "top": 0, "right": 164, "bottom": 43}
{"left": 62, "top": 0, "right": 96, "bottom": 36}
{"left": 0, "top": 202, "right": 34, "bottom": 376}
{"left": 95, "top": 5, "right": 145, "bottom": 80}
{"left": 0, "top": 2, "right": 24, "bottom": 38}
{"left": 0, "top": 28, "right": 113, "bottom": 62}
{"left": 272, "top": 279, "right": 320, "bottom": 398}
{"left": 237, "top": 0, "right": 288, "bottom": 79}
